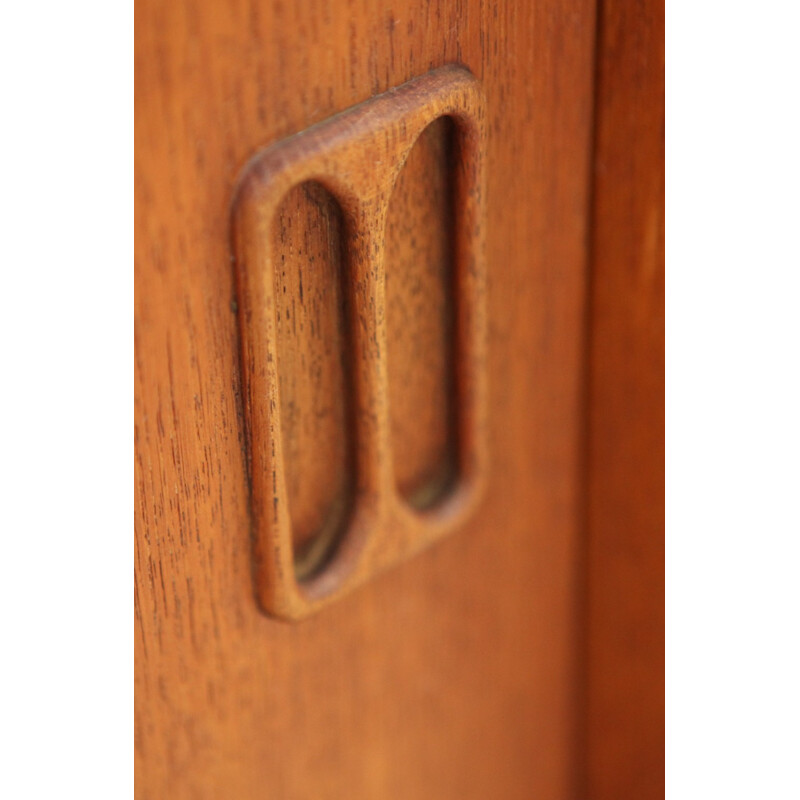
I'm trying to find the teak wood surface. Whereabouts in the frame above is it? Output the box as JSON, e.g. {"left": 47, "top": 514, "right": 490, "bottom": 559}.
{"left": 135, "top": 0, "right": 664, "bottom": 797}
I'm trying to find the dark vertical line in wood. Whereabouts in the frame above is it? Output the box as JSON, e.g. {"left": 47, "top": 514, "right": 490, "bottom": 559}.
{"left": 576, "top": 3, "right": 606, "bottom": 796}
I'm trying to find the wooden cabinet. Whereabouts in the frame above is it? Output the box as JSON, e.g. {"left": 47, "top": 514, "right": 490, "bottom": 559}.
{"left": 135, "top": 0, "right": 663, "bottom": 796}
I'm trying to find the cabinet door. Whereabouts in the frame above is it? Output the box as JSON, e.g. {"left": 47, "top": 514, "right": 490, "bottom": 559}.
{"left": 135, "top": 0, "right": 660, "bottom": 797}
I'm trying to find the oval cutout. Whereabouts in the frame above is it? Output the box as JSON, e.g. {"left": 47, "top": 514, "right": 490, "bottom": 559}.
{"left": 272, "top": 181, "right": 355, "bottom": 579}
{"left": 385, "top": 117, "right": 459, "bottom": 509}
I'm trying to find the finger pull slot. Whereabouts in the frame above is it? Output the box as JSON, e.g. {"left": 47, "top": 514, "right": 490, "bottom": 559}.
{"left": 385, "top": 117, "right": 459, "bottom": 509}
{"left": 273, "top": 182, "right": 355, "bottom": 579}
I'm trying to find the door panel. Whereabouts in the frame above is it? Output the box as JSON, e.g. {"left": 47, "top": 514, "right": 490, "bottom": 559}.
{"left": 135, "top": 0, "right": 597, "bottom": 797}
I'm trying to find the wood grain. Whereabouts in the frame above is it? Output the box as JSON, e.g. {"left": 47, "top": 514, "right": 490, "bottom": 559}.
{"left": 135, "top": 0, "right": 597, "bottom": 796}
{"left": 585, "top": 0, "right": 665, "bottom": 797}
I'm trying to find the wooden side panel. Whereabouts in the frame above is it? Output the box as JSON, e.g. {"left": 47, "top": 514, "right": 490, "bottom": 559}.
{"left": 135, "top": 0, "right": 596, "bottom": 797}
{"left": 585, "top": 0, "right": 665, "bottom": 797}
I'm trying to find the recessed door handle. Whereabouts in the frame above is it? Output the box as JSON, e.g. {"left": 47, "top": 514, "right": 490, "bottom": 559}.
{"left": 231, "top": 66, "right": 487, "bottom": 620}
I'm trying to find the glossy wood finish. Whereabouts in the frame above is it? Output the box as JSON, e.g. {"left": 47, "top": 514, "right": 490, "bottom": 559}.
{"left": 135, "top": 0, "right": 597, "bottom": 796}
{"left": 585, "top": 0, "right": 665, "bottom": 797}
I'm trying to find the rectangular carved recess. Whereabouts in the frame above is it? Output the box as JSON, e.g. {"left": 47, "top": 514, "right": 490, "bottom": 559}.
{"left": 231, "top": 66, "right": 487, "bottom": 620}
{"left": 272, "top": 182, "right": 355, "bottom": 581}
